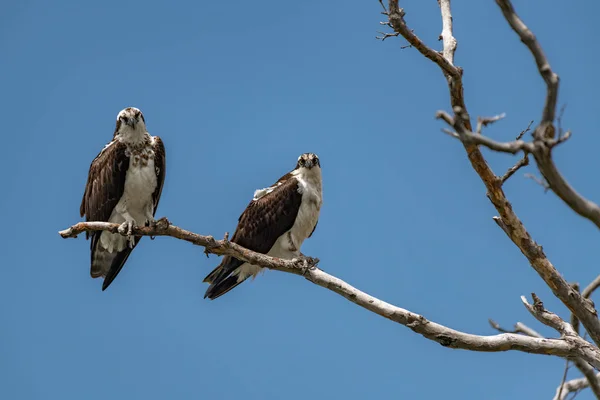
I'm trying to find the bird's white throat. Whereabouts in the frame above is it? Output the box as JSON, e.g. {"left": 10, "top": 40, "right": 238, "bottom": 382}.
{"left": 292, "top": 166, "right": 322, "bottom": 196}
{"left": 117, "top": 124, "right": 149, "bottom": 146}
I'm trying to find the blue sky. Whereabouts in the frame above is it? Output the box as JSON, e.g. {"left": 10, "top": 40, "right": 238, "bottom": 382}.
{"left": 1, "top": 0, "right": 598, "bottom": 399}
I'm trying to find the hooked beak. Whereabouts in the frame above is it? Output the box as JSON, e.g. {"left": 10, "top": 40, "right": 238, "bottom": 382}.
{"left": 304, "top": 160, "right": 314, "bottom": 169}
{"left": 124, "top": 117, "right": 136, "bottom": 128}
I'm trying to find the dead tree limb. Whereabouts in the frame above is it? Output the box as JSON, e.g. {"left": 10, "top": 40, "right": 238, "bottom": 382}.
{"left": 491, "top": 315, "right": 600, "bottom": 399}
{"left": 554, "top": 372, "right": 600, "bottom": 400}
{"left": 58, "top": 220, "right": 600, "bottom": 368}
{"left": 382, "top": 0, "right": 600, "bottom": 348}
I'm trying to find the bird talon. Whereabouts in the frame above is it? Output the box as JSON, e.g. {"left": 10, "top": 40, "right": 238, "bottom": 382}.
{"left": 127, "top": 220, "right": 134, "bottom": 236}
{"left": 152, "top": 217, "right": 170, "bottom": 231}
{"left": 117, "top": 222, "right": 126, "bottom": 236}
{"left": 118, "top": 220, "right": 136, "bottom": 248}
{"left": 300, "top": 256, "right": 319, "bottom": 276}
{"left": 301, "top": 259, "right": 310, "bottom": 276}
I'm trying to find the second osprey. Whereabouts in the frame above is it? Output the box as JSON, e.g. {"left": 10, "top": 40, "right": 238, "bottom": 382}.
{"left": 203, "top": 153, "right": 323, "bottom": 300}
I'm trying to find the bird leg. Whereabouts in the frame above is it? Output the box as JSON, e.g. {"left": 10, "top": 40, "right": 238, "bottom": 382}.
{"left": 144, "top": 204, "right": 157, "bottom": 240}
{"left": 145, "top": 216, "right": 156, "bottom": 240}
{"left": 144, "top": 204, "right": 156, "bottom": 227}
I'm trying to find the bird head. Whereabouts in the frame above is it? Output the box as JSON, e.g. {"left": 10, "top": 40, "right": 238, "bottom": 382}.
{"left": 114, "top": 107, "right": 146, "bottom": 137}
{"left": 296, "top": 153, "right": 320, "bottom": 170}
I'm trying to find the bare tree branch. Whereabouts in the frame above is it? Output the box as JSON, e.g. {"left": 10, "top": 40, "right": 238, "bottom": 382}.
{"left": 495, "top": 0, "right": 600, "bottom": 233}
{"left": 437, "top": 0, "right": 457, "bottom": 66}
{"left": 476, "top": 113, "right": 506, "bottom": 135}
{"left": 500, "top": 120, "right": 534, "bottom": 184}
{"left": 58, "top": 220, "right": 600, "bottom": 368}
{"left": 521, "top": 293, "right": 576, "bottom": 337}
{"left": 583, "top": 277, "right": 600, "bottom": 300}
{"left": 524, "top": 172, "right": 550, "bottom": 192}
{"left": 554, "top": 372, "right": 600, "bottom": 400}
{"left": 376, "top": 31, "right": 400, "bottom": 41}
{"left": 436, "top": 108, "right": 535, "bottom": 154}
{"left": 491, "top": 316, "right": 600, "bottom": 399}
{"left": 379, "top": 0, "right": 600, "bottom": 397}
{"left": 516, "top": 120, "right": 534, "bottom": 141}
{"left": 519, "top": 294, "right": 600, "bottom": 368}
{"left": 495, "top": 0, "right": 558, "bottom": 126}
{"left": 571, "top": 279, "right": 600, "bottom": 338}
{"left": 570, "top": 277, "right": 600, "bottom": 395}
{"left": 556, "top": 359, "right": 571, "bottom": 400}
{"left": 570, "top": 359, "right": 600, "bottom": 400}
{"left": 381, "top": 0, "right": 600, "bottom": 348}
{"left": 522, "top": 293, "right": 600, "bottom": 399}
{"left": 501, "top": 155, "right": 529, "bottom": 184}
{"left": 59, "top": 219, "right": 318, "bottom": 276}
{"left": 386, "top": 0, "right": 459, "bottom": 79}
{"left": 489, "top": 319, "right": 543, "bottom": 338}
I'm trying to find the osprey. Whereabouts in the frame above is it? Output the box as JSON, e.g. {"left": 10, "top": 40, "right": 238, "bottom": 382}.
{"left": 203, "top": 153, "right": 323, "bottom": 300}
{"left": 80, "top": 107, "right": 166, "bottom": 291}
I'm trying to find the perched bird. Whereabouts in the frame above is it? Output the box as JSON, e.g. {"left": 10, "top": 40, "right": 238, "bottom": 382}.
{"left": 80, "top": 107, "right": 166, "bottom": 291}
{"left": 204, "top": 153, "right": 323, "bottom": 300}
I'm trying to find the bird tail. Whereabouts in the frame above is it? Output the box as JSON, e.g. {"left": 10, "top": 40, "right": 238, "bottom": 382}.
{"left": 203, "top": 265, "right": 223, "bottom": 284}
{"left": 203, "top": 256, "right": 247, "bottom": 300}
{"left": 204, "top": 274, "right": 249, "bottom": 300}
{"left": 101, "top": 247, "right": 136, "bottom": 291}
{"left": 90, "top": 232, "right": 140, "bottom": 291}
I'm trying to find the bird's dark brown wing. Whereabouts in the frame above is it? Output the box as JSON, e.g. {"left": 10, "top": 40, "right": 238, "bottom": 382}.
{"left": 203, "top": 175, "right": 302, "bottom": 293}
{"left": 80, "top": 140, "right": 129, "bottom": 225}
{"left": 232, "top": 175, "right": 302, "bottom": 254}
{"left": 151, "top": 136, "right": 166, "bottom": 215}
{"left": 79, "top": 140, "right": 130, "bottom": 279}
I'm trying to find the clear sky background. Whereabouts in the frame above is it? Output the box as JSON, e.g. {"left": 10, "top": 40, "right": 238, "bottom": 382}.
{"left": 1, "top": 0, "right": 598, "bottom": 399}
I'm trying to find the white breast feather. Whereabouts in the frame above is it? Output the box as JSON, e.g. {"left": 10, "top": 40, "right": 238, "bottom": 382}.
{"left": 98, "top": 137, "right": 158, "bottom": 255}
{"left": 288, "top": 167, "right": 322, "bottom": 252}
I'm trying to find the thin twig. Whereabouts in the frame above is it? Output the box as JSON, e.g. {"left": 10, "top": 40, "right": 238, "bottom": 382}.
{"left": 501, "top": 155, "right": 529, "bottom": 184}
{"left": 524, "top": 173, "right": 550, "bottom": 192}
{"left": 489, "top": 319, "right": 543, "bottom": 338}
{"left": 516, "top": 120, "right": 534, "bottom": 140}
{"left": 376, "top": 31, "right": 400, "bottom": 41}
{"left": 436, "top": 109, "right": 535, "bottom": 154}
{"left": 476, "top": 113, "right": 506, "bottom": 134}
{"left": 557, "top": 104, "right": 567, "bottom": 138}
{"left": 556, "top": 359, "right": 571, "bottom": 400}
{"left": 521, "top": 293, "right": 577, "bottom": 337}
{"left": 583, "top": 276, "right": 600, "bottom": 300}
